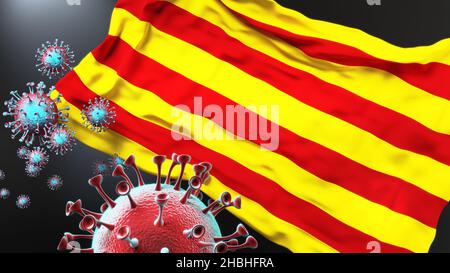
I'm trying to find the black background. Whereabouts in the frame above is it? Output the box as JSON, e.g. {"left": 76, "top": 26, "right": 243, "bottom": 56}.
{"left": 0, "top": 0, "right": 449, "bottom": 253}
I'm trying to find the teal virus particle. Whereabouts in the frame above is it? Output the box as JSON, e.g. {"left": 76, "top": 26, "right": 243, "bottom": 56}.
{"left": 0, "top": 188, "right": 10, "bottom": 199}
{"left": 17, "top": 146, "right": 29, "bottom": 160}
{"left": 16, "top": 194, "right": 31, "bottom": 209}
{"left": 58, "top": 154, "right": 257, "bottom": 253}
{"left": 45, "top": 125, "right": 76, "bottom": 155}
{"left": 110, "top": 153, "right": 125, "bottom": 169}
{"left": 25, "top": 163, "right": 41, "bottom": 178}
{"left": 47, "top": 175, "right": 63, "bottom": 191}
{"left": 0, "top": 169, "right": 5, "bottom": 181}
{"left": 92, "top": 160, "right": 110, "bottom": 176}
{"left": 35, "top": 39, "right": 75, "bottom": 79}
{"left": 81, "top": 97, "right": 116, "bottom": 133}
{"left": 27, "top": 147, "right": 49, "bottom": 167}
{"left": 3, "top": 82, "right": 69, "bottom": 146}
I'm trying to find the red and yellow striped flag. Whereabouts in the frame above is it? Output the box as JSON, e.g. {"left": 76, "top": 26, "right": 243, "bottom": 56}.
{"left": 54, "top": 0, "right": 450, "bottom": 253}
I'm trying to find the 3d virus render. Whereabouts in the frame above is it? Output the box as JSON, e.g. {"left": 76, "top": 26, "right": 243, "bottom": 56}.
{"left": 27, "top": 147, "right": 49, "bottom": 168}
{"left": 110, "top": 153, "right": 125, "bottom": 169}
{"left": 16, "top": 194, "right": 31, "bottom": 209}
{"left": 3, "top": 81, "right": 69, "bottom": 146}
{"left": 35, "top": 39, "right": 75, "bottom": 79}
{"left": 92, "top": 160, "right": 110, "bottom": 176}
{"left": 17, "top": 146, "right": 29, "bottom": 160}
{"left": 81, "top": 97, "right": 116, "bottom": 133}
{"left": 58, "top": 154, "right": 257, "bottom": 253}
{"left": 44, "top": 125, "right": 76, "bottom": 155}
{"left": 0, "top": 188, "right": 10, "bottom": 199}
{"left": 25, "top": 163, "right": 41, "bottom": 178}
{"left": 47, "top": 175, "right": 63, "bottom": 191}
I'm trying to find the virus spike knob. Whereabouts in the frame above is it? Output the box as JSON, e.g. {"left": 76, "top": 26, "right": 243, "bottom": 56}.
{"left": 124, "top": 154, "right": 145, "bottom": 186}
{"left": 57, "top": 236, "right": 93, "bottom": 253}
{"left": 154, "top": 193, "right": 169, "bottom": 227}
{"left": 88, "top": 175, "right": 116, "bottom": 209}
{"left": 214, "top": 224, "right": 249, "bottom": 242}
{"left": 112, "top": 165, "right": 134, "bottom": 189}
{"left": 116, "top": 181, "right": 136, "bottom": 208}
{"left": 164, "top": 153, "right": 179, "bottom": 185}
{"left": 117, "top": 225, "right": 139, "bottom": 249}
{"left": 153, "top": 155, "right": 166, "bottom": 191}
{"left": 173, "top": 154, "right": 191, "bottom": 191}
{"left": 183, "top": 224, "right": 206, "bottom": 239}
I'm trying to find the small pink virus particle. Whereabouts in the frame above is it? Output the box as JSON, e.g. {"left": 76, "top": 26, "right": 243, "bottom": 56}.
{"left": 25, "top": 163, "right": 41, "bottom": 178}
{"left": 16, "top": 194, "right": 31, "bottom": 209}
{"left": 58, "top": 154, "right": 257, "bottom": 253}
{"left": 92, "top": 160, "right": 110, "bottom": 176}
{"left": 0, "top": 169, "right": 5, "bottom": 181}
{"left": 35, "top": 39, "right": 75, "bottom": 79}
{"left": 45, "top": 125, "right": 76, "bottom": 155}
{"left": 81, "top": 97, "right": 116, "bottom": 133}
{"left": 0, "top": 188, "right": 10, "bottom": 199}
{"left": 17, "top": 146, "right": 29, "bottom": 160}
{"left": 27, "top": 147, "right": 49, "bottom": 167}
{"left": 47, "top": 175, "right": 63, "bottom": 191}
{"left": 3, "top": 81, "right": 69, "bottom": 146}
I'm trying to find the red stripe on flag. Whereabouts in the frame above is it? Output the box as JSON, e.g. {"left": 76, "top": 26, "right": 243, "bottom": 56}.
{"left": 56, "top": 70, "right": 412, "bottom": 253}
{"left": 89, "top": 35, "right": 447, "bottom": 229}
{"left": 222, "top": 6, "right": 450, "bottom": 101}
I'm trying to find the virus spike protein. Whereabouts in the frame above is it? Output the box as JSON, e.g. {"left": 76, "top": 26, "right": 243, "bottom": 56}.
{"left": 59, "top": 154, "right": 258, "bottom": 253}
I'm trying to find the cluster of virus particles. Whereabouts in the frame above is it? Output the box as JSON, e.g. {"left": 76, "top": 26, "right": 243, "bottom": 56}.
{"left": 35, "top": 39, "right": 75, "bottom": 80}
{"left": 0, "top": 168, "right": 32, "bottom": 209}
{"left": 58, "top": 154, "right": 257, "bottom": 253}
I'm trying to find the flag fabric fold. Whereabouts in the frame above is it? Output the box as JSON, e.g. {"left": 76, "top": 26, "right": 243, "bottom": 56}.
{"left": 55, "top": 0, "right": 450, "bottom": 252}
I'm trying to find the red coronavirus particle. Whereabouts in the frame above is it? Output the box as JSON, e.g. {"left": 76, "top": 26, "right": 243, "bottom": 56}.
{"left": 81, "top": 97, "right": 116, "bottom": 133}
{"left": 58, "top": 154, "right": 257, "bottom": 253}
{"left": 3, "top": 82, "right": 69, "bottom": 146}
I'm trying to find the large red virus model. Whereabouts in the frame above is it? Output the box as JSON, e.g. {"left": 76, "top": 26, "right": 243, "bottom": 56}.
{"left": 58, "top": 154, "right": 257, "bottom": 253}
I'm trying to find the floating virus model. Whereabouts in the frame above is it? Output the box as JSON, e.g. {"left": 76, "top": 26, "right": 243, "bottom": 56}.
{"left": 58, "top": 154, "right": 257, "bottom": 253}
{"left": 25, "top": 163, "right": 41, "bottom": 178}
{"left": 44, "top": 125, "right": 76, "bottom": 155}
{"left": 35, "top": 39, "right": 75, "bottom": 79}
{"left": 110, "top": 153, "right": 125, "bottom": 169}
{"left": 3, "top": 82, "right": 69, "bottom": 146}
{"left": 47, "top": 175, "right": 63, "bottom": 191}
{"left": 81, "top": 97, "right": 116, "bottom": 133}
{"left": 16, "top": 194, "right": 31, "bottom": 209}
{"left": 0, "top": 188, "right": 10, "bottom": 199}
{"left": 0, "top": 169, "right": 5, "bottom": 181}
{"left": 92, "top": 160, "right": 110, "bottom": 176}
{"left": 17, "top": 146, "right": 29, "bottom": 160}
{"left": 27, "top": 147, "right": 49, "bottom": 167}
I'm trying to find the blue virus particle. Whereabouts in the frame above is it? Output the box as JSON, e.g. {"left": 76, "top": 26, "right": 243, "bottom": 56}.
{"left": 92, "top": 160, "right": 110, "bottom": 176}
{"left": 0, "top": 169, "right": 5, "bottom": 181}
{"left": 81, "top": 97, "right": 116, "bottom": 133}
{"left": 17, "top": 146, "right": 29, "bottom": 160}
{"left": 0, "top": 188, "right": 10, "bottom": 199}
{"left": 110, "top": 153, "right": 125, "bottom": 169}
{"left": 35, "top": 39, "right": 75, "bottom": 79}
{"left": 3, "top": 82, "right": 69, "bottom": 146}
{"left": 47, "top": 175, "right": 63, "bottom": 191}
{"left": 16, "top": 194, "right": 31, "bottom": 209}
{"left": 25, "top": 163, "right": 41, "bottom": 178}
{"left": 44, "top": 125, "right": 76, "bottom": 155}
{"left": 27, "top": 147, "right": 49, "bottom": 167}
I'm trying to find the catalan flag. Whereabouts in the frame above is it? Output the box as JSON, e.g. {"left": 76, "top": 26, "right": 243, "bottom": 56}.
{"left": 54, "top": 0, "right": 450, "bottom": 253}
